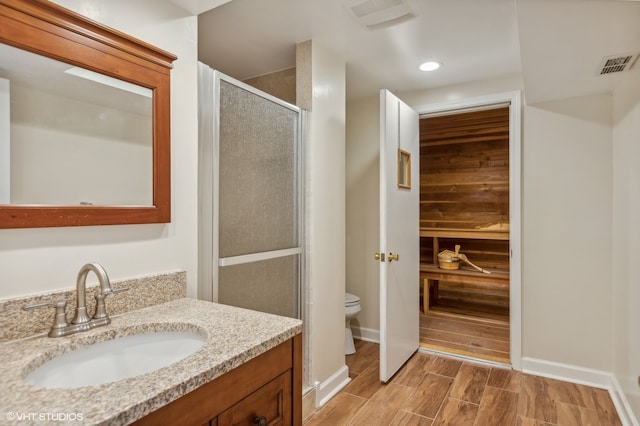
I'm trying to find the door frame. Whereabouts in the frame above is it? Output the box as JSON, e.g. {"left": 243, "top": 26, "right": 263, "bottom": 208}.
{"left": 412, "top": 91, "right": 522, "bottom": 370}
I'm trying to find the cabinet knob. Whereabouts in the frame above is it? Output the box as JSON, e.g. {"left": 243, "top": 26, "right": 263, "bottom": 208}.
{"left": 254, "top": 416, "right": 267, "bottom": 426}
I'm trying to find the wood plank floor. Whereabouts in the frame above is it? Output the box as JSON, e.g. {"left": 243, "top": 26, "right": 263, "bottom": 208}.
{"left": 420, "top": 307, "right": 510, "bottom": 364}
{"left": 428, "top": 299, "right": 509, "bottom": 323}
{"left": 304, "top": 340, "right": 622, "bottom": 426}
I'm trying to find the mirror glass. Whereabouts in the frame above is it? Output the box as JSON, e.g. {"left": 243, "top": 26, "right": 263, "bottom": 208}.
{"left": 0, "top": 42, "right": 153, "bottom": 206}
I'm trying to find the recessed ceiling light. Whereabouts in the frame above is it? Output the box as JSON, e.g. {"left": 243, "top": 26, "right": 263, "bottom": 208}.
{"left": 419, "top": 61, "right": 441, "bottom": 72}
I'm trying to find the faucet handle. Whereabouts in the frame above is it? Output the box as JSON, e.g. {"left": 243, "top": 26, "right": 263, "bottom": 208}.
{"left": 102, "top": 286, "right": 129, "bottom": 296}
{"left": 93, "top": 286, "right": 127, "bottom": 322}
{"left": 23, "top": 300, "right": 70, "bottom": 337}
{"left": 93, "top": 293, "right": 109, "bottom": 320}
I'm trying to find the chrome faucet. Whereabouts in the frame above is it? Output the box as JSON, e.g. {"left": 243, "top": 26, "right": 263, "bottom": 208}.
{"left": 72, "top": 263, "right": 111, "bottom": 330}
{"left": 24, "top": 263, "right": 128, "bottom": 337}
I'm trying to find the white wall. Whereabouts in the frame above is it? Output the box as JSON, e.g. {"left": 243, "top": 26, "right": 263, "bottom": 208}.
{"left": 0, "top": 0, "right": 199, "bottom": 299}
{"left": 0, "top": 78, "right": 8, "bottom": 204}
{"left": 523, "top": 94, "right": 613, "bottom": 371}
{"left": 400, "top": 73, "right": 524, "bottom": 107}
{"left": 346, "top": 72, "right": 617, "bottom": 374}
{"left": 302, "top": 41, "right": 348, "bottom": 396}
{"left": 345, "top": 96, "right": 381, "bottom": 336}
{"left": 612, "top": 65, "right": 640, "bottom": 417}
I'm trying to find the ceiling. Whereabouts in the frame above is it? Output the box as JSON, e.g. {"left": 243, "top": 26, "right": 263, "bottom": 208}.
{"left": 185, "top": 0, "right": 640, "bottom": 103}
{"left": 517, "top": 0, "right": 640, "bottom": 104}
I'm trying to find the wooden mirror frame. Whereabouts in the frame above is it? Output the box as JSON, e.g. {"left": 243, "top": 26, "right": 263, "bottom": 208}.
{"left": 0, "top": 0, "right": 176, "bottom": 228}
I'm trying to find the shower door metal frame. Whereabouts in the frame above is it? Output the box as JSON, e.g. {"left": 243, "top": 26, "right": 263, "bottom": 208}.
{"left": 200, "top": 69, "right": 304, "bottom": 320}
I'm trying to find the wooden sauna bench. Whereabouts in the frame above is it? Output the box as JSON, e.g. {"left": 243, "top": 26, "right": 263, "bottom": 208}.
{"left": 420, "top": 228, "right": 510, "bottom": 313}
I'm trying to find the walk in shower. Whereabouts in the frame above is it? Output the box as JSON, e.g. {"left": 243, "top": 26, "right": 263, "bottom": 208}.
{"left": 197, "top": 63, "right": 303, "bottom": 320}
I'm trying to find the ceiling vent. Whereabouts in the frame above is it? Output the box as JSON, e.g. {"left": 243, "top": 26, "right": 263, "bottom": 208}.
{"left": 345, "top": 0, "right": 418, "bottom": 30}
{"left": 597, "top": 53, "right": 638, "bottom": 75}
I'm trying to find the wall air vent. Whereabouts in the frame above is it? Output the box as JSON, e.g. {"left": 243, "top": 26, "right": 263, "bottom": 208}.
{"left": 597, "top": 53, "right": 638, "bottom": 75}
{"left": 344, "top": 0, "right": 418, "bottom": 30}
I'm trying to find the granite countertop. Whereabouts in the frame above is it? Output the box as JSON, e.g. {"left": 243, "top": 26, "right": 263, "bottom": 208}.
{"left": 0, "top": 298, "right": 302, "bottom": 425}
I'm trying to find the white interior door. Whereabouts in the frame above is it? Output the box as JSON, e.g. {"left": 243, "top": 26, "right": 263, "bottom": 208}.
{"left": 379, "top": 89, "right": 420, "bottom": 382}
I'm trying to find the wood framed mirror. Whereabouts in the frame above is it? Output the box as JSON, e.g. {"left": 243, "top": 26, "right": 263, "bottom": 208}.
{"left": 0, "top": 0, "right": 176, "bottom": 228}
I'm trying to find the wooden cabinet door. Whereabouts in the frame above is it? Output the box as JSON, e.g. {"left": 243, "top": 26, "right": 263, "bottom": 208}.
{"left": 218, "top": 371, "right": 291, "bottom": 426}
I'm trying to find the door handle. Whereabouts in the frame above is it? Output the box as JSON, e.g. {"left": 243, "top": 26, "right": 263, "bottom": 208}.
{"left": 388, "top": 253, "right": 399, "bottom": 262}
{"left": 374, "top": 252, "right": 385, "bottom": 262}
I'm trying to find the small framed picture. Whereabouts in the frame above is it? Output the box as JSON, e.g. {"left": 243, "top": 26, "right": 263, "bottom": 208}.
{"left": 398, "top": 149, "right": 411, "bottom": 189}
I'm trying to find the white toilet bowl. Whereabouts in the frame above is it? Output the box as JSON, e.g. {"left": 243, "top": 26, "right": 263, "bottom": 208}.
{"left": 345, "top": 292, "right": 361, "bottom": 355}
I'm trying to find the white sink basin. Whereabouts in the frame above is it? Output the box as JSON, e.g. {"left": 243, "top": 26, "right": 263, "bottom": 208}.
{"left": 25, "top": 331, "right": 206, "bottom": 389}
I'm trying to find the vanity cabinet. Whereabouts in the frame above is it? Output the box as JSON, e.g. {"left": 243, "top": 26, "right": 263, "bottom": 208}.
{"left": 133, "top": 334, "right": 302, "bottom": 426}
{"left": 217, "top": 371, "right": 291, "bottom": 425}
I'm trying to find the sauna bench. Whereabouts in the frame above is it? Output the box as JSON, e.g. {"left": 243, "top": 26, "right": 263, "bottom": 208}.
{"left": 420, "top": 264, "right": 509, "bottom": 313}
{"left": 0, "top": 298, "right": 302, "bottom": 425}
{"left": 419, "top": 228, "right": 510, "bottom": 241}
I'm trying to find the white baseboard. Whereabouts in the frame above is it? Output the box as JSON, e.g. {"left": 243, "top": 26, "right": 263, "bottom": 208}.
{"left": 351, "top": 325, "right": 379, "bottom": 343}
{"left": 522, "top": 357, "right": 638, "bottom": 426}
{"left": 521, "top": 357, "right": 612, "bottom": 388}
{"left": 610, "top": 375, "right": 640, "bottom": 426}
{"left": 315, "top": 365, "right": 351, "bottom": 408}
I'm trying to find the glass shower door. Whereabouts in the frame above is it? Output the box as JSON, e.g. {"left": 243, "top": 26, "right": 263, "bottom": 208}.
{"left": 211, "top": 73, "right": 302, "bottom": 319}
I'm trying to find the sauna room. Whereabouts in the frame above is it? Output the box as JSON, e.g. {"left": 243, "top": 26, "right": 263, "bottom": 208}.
{"left": 419, "top": 105, "right": 511, "bottom": 364}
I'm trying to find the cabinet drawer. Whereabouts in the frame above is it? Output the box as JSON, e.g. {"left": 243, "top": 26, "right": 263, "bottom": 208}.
{"left": 218, "top": 371, "right": 292, "bottom": 426}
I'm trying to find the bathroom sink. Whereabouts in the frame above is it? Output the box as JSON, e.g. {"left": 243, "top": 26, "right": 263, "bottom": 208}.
{"left": 25, "top": 331, "right": 206, "bottom": 389}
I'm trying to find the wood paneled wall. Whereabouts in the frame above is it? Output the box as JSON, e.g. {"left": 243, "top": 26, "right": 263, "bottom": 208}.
{"left": 420, "top": 107, "right": 510, "bottom": 231}
{"left": 420, "top": 107, "right": 510, "bottom": 272}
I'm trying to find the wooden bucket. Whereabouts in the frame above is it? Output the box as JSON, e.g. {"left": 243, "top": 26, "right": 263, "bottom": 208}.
{"left": 437, "top": 249, "right": 460, "bottom": 270}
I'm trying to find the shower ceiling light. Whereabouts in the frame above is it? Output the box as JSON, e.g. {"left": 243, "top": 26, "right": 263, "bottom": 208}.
{"left": 419, "top": 61, "right": 441, "bottom": 72}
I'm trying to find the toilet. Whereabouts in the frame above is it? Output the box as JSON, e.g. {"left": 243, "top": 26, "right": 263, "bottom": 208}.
{"left": 345, "top": 292, "right": 362, "bottom": 355}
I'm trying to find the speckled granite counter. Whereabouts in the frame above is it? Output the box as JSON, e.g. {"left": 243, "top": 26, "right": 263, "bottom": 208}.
{"left": 0, "top": 298, "right": 302, "bottom": 425}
